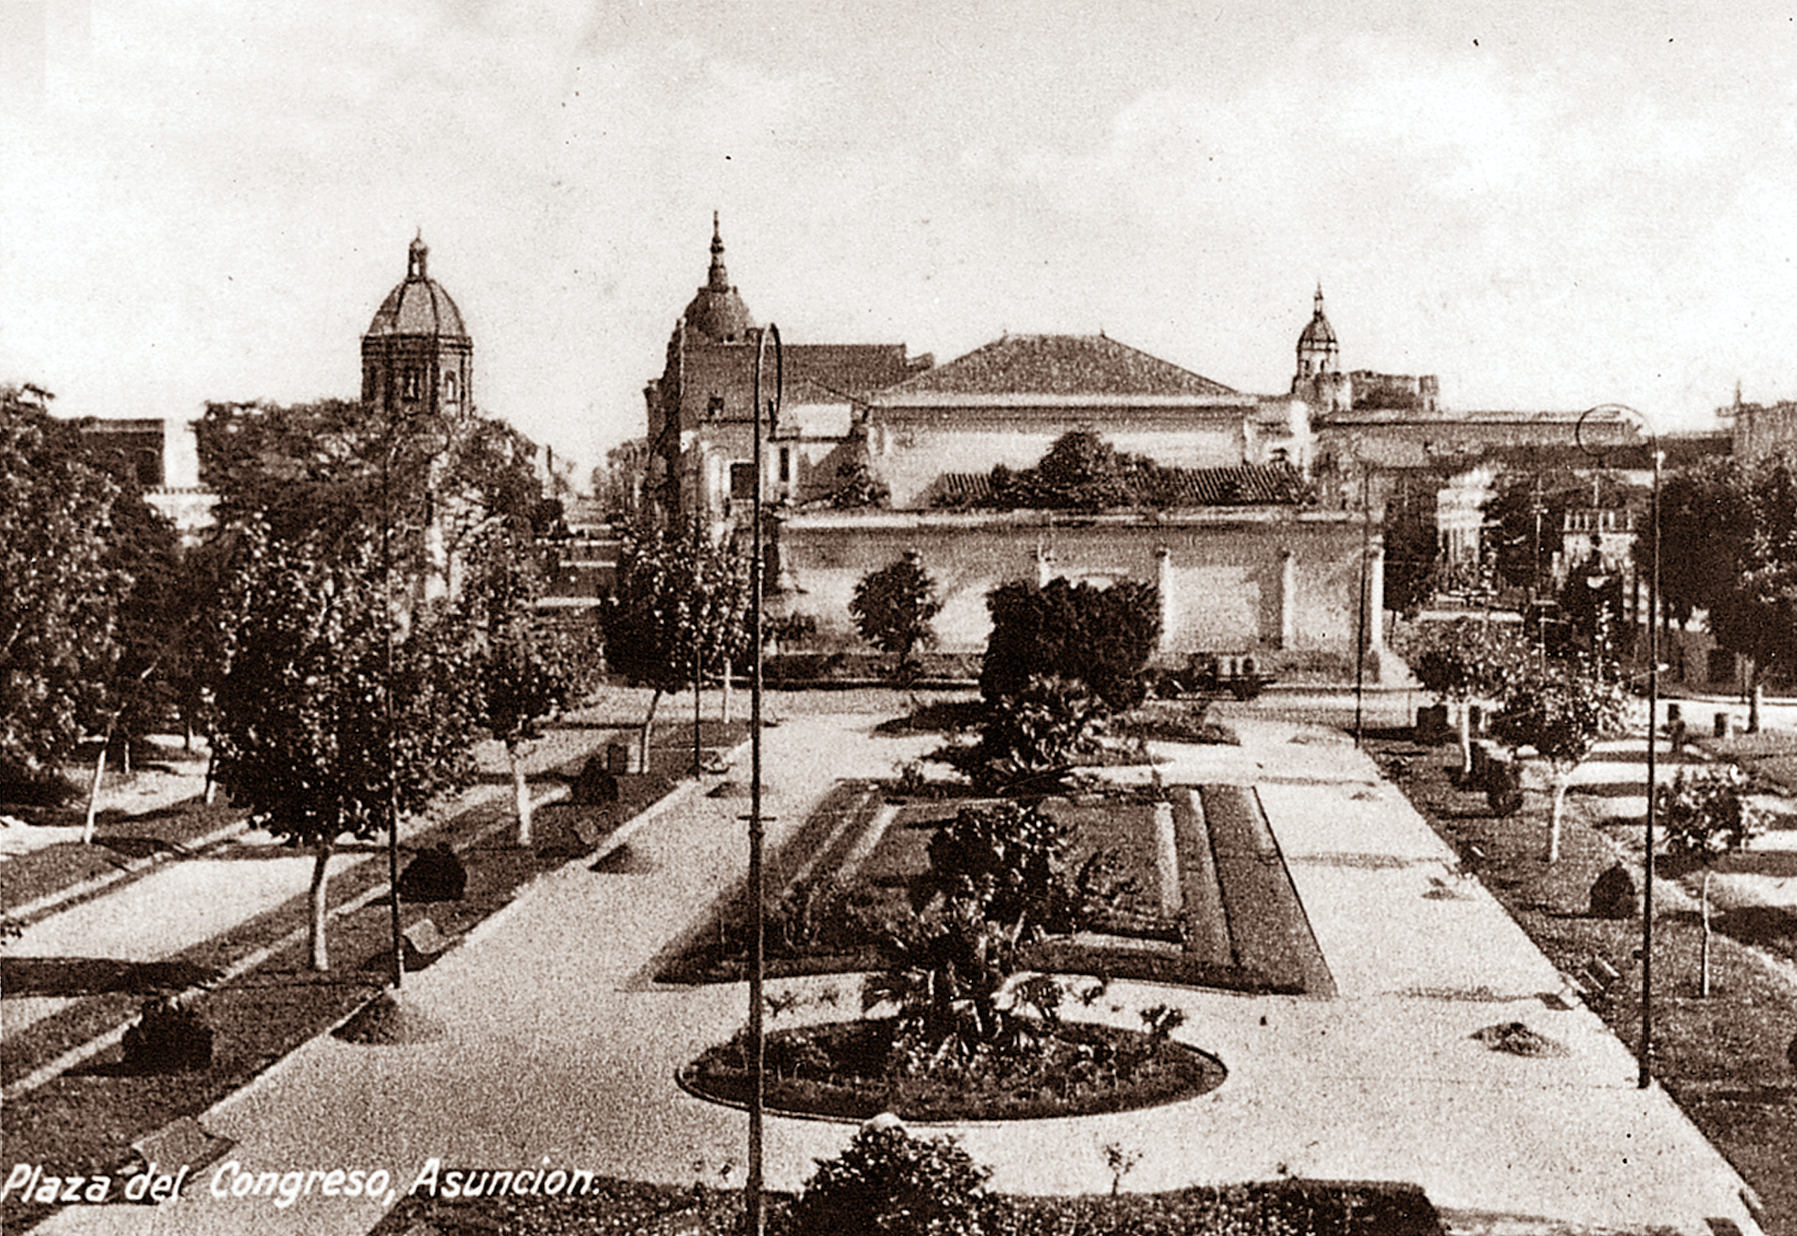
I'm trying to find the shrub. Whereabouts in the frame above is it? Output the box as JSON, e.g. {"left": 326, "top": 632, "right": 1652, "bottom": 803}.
{"left": 981, "top": 577, "right": 1160, "bottom": 713}
{"left": 915, "top": 799, "right": 1128, "bottom": 942}
{"left": 936, "top": 675, "right": 1100, "bottom": 795}
{"left": 1589, "top": 864, "right": 1637, "bottom": 919}
{"left": 396, "top": 842, "right": 467, "bottom": 902}
{"left": 121, "top": 995, "right": 213, "bottom": 1072}
{"left": 777, "top": 1123, "right": 990, "bottom": 1236}
{"left": 1483, "top": 759, "right": 1523, "bottom": 817}
{"left": 767, "top": 875, "right": 893, "bottom": 955}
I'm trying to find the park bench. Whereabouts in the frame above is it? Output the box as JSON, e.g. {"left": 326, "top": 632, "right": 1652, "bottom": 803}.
{"left": 131, "top": 1115, "right": 235, "bottom": 1179}
{"left": 402, "top": 918, "right": 455, "bottom": 970}
{"left": 1560, "top": 955, "right": 1622, "bottom": 1009}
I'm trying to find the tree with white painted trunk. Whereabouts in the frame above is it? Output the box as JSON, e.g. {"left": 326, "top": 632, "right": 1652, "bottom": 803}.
{"left": 1400, "top": 618, "right": 1532, "bottom": 777}
{"left": 460, "top": 522, "right": 595, "bottom": 845}
{"left": 1658, "top": 764, "right": 1763, "bottom": 997}
{"left": 1490, "top": 660, "right": 1626, "bottom": 864}
{"left": 213, "top": 518, "right": 479, "bottom": 970}
{"left": 600, "top": 517, "right": 749, "bottom": 774}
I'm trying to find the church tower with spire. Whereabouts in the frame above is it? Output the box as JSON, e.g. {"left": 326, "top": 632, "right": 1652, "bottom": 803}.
{"left": 1291, "top": 284, "right": 1351, "bottom": 417}
{"left": 639, "top": 214, "right": 927, "bottom": 527}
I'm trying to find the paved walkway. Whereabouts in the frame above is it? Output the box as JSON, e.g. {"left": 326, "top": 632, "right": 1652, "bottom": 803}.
{"left": 32, "top": 710, "right": 1763, "bottom": 1236}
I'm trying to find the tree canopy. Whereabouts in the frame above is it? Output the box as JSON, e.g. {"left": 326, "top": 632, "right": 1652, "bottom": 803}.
{"left": 850, "top": 552, "right": 943, "bottom": 679}
{"left": 980, "top": 576, "right": 1161, "bottom": 713}
{"left": 202, "top": 397, "right": 527, "bottom": 969}
{"left": 0, "top": 387, "right": 129, "bottom": 782}
{"left": 600, "top": 516, "right": 751, "bottom": 767}
{"left": 459, "top": 519, "right": 596, "bottom": 843}
{"left": 1646, "top": 452, "right": 1797, "bottom": 690}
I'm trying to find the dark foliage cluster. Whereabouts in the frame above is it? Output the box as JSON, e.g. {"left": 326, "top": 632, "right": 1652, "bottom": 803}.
{"left": 850, "top": 553, "right": 943, "bottom": 681}
{"left": 1647, "top": 453, "right": 1797, "bottom": 689}
{"left": 0, "top": 387, "right": 158, "bottom": 784}
{"left": 936, "top": 430, "right": 1160, "bottom": 512}
{"left": 938, "top": 674, "right": 1103, "bottom": 795}
{"left": 865, "top": 798, "right": 1134, "bottom": 1071}
{"left": 777, "top": 1124, "right": 990, "bottom": 1236}
{"left": 981, "top": 577, "right": 1161, "bottom": 713}
{"left": 121, "top": 994, "right": 213, "bottom": 1072}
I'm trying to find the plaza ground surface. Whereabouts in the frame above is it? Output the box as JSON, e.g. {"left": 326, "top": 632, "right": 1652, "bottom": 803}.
{"left": 0, "top": 686, "right": 1777, "bottom": 1235}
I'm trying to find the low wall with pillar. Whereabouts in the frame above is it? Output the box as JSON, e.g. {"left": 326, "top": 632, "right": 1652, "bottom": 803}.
{"left": 774, "top": 508, "right": 1380, "bottom": 663}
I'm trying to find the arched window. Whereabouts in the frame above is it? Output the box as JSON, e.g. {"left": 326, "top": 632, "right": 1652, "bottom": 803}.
{"left": 444, "top": 371, "right": 458, "bottom": 404}
{"left": 403, "top": 369, "right": 421, "bottom": 401}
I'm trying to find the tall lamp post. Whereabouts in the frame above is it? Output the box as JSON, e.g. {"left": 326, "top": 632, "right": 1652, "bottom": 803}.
{"left": 381, "top": 412, "right": 451, "bottom": 992}
{"left": 745, "top": 322, "right": 781, "bottom": 1236}
{"left": 1577, "top": 404, "right": 1659, "bottom": 1090}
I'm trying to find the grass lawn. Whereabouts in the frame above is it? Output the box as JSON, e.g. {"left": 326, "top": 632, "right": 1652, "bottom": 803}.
{"left": 1371, "top": 727, "right": 1797, "bottom": 1236}
{"left": 655, "top": 775, "right": 1331, "bottom": 994}
{"left": 0, "top": 721, "right": 739, "bottom": 1236}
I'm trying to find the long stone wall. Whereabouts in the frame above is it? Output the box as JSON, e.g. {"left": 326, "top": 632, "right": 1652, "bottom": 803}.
{"left": 774, "top": 508, "right": 1380, "bottom": 661}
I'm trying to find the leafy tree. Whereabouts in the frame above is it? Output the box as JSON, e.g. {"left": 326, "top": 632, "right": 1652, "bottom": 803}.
{"left": 850, "top": 552, "right": 943, "bottom": 681}
{"left": 213, "top": 518, "right": 479, "bottom": 971}
{"left": 1490, "top": 660, "right": 1627, "bottom": 863}
{"left": 0, "top": 386, "right": 128, "bottom": 787}
{"left": 980, "top": 576, "right": 1161, "bottom": 713}
{"left": 1708, "top": 455, "right": 1797, "bottom": 728}
{"left": 1658, "top": 765, "right": 1763, "bottom": 997}
{"left": 1382, "top": 477, "right": 1442, "bottom": 619}
{"left": 1643, "top": 453, "right": 1797, "bottom": 728}
{"left": 1483, "top": 468, "right": 1631, "bottom": 595}
{"left": 68, "top": 432, "right": 190, "bottom": 799}
{"left": 202, "top": 398, "right": 513, "bottom": 970}
{"left": 1556, "top": 551, "right": 1626, "bottom": 672}
{"left": 600, "top": 517, "right": 750, "bottom": 771}
{"left": 1644, "top": 459, "right": 1752, "bottom": 631}
{"left": 1027, "top": 429, "right": 1134, "bottom": 509}
{"left": 1398, "top": 618, "right": 1532, "bottom": 776}
{"left": 459, "top": 521, "right": 596, "bottom": 844}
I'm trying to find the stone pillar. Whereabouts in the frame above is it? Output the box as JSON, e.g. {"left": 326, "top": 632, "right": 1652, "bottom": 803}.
{"left": 1155, "top": 546, "right": 1173, "bottom": 654}
{"left": 1279, "top": 549, "right": 1296, "bottom": 649}
{"left": 1367, "top": 542, "right": 1386, "bottom": 650}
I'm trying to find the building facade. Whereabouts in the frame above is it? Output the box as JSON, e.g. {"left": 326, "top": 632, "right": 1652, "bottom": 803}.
{"left": 639, "top": 221, "right": 1385, "bottom": 670}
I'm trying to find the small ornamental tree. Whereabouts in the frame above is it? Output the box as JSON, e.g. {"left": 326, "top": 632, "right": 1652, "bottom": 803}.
{"left": 1658, "top": 765, "right": 1763, "bottom": 997}
{"left": 600, "top": 517, "right": 749, "bottom": 771}
{"left": 214, "top": 521, "right": 479, "bottom": 970}
{"left": 460, "top": 522, "right": 596, "bottom": 845}
{"left": 1490, "top": 661, "right": 1627, "bottom": 863}
{"left": 850, "top": 552, "right": 943, "bottom": 682}
{"left": 1400, "top": 618, "right": 1532, "bottom": 776}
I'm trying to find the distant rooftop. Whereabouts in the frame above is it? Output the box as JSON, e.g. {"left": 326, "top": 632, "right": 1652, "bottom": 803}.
{"left": 884, "top": 333, "right": 1237, "bottom": 399}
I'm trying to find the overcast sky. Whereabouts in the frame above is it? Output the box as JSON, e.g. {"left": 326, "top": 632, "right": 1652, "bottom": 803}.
{"left": 5, "top": 0, "right": 1795, "bottom": 484}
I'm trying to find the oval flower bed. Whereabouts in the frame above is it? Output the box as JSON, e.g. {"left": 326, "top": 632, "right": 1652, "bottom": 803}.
{"left": 679, "top": 1016, "right": 1225, "bottom": 1122}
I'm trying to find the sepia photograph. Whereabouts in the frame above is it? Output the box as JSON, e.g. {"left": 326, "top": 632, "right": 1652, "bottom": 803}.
{"left": 4, "top": 1, "right": 1797, "bottom": 1233}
